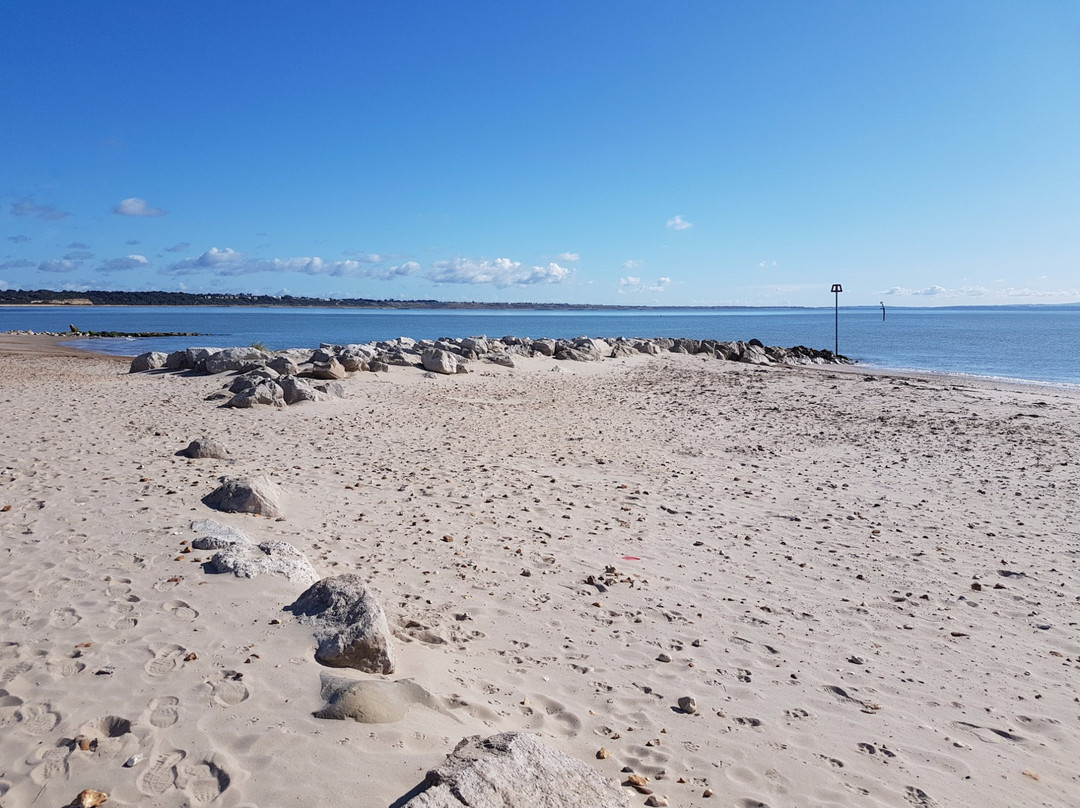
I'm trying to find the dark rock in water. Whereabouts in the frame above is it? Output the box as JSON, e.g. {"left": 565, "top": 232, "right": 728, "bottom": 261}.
{"left": 397, "top": 731, "right": 631, "bottom": 807}
{"left": 286, "top": 574, "right": 395, "bottom": 674}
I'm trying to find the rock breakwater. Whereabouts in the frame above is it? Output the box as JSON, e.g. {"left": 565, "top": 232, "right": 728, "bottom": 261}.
{"left": 130, "top": 335, "right": 850, "bottom": 408}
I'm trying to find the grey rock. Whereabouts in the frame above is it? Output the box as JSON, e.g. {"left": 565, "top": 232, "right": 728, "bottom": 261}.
{"left": 190, "top": 518, "right": 249, "bottom": 548}
{"left": 314, "top": 673, "right": 440, "bottom": 723}
{"left": 129, "top": 351, "right": 168, "bottom": 373}
{"left": 422, "top": 348, "right": 460, "bottom": 375}
{"left": 180, "top": 437, "right": 231, "bottom": 460}
{"left": 313, "top": 380, "right": 347, "bottom": 398}
{"left": 165, "top": 350, "right": 189, "bottom": 370}
{"left": 286, "top": 574, "right": 395, "bottom": 673}
{"left": 530, "top": 338, "right": 556, "bottom": 356}
{"left": 267, "top": 356, "right": 300, "bottom": 376}
{"left": 204, "top": 347, "right": 269, "bottom": 374}
{"left": 226, "top": 380, "right": 285, "bottom": 408}
{"left": 398, "top": 732, "right": 631, "bottom": 808}
{"left": 486, "top": 354, "right": 515, "bottom": 368}
{"left": 307, "top": 357, "right": 347, "bottom": 380}
{"left": 279, "top": 376, "right": 328, "bottom": 405}
{"left": 208, "top": 539, "right": 318, "bottom": 585}
{"left": 369, "top": 360, "right": 389, "bottom": 373}
{"left": 203, "top": 475, "right": 285, "bottom": 518}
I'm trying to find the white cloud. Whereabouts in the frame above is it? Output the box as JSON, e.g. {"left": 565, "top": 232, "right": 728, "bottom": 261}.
{"left": 620, "top": 275, "right": 671, "bottom": 294}
{"left": 114, "top": 197, "right": 167, "bottom": 217}
{"left": 10, "top": 198, "right": 70, "bottom": 220}
{"left": 758, "top": 260, "right": 778, "bottom": 268}
{"left": 164, "top": 247, "right": 419, "bottom": 280}
{"left": 0, "top": 259, "right": 34, "bottom": 270}
{"left": 164, "top": 242, "right": 190, "bottom": 253}
{"left": 666, "top": 214, "right": 692, "bottom": 231}
{"left": 0, "top": 278, "right": 8, "bottom": 290}
{"left": 622, "top": 259, "right": 643, "bottom": 270}
{"left": 7, "top": 234, "right": 31, "bottom": 243}
{"left": 64, "top": 250, "right": 95, "bottom": 260}
{"left": 38, "top": 259, "right": 82, "bottom": 273}
{"left": 883, "top": 284, "right": 1080, "bottom": 300}
{"left": 341, "top": 250, "right": 384, "bottom": 262}
{"left": 558, "top": 252, "right": 580, "bottom": 262}
{"left": 428, "top": 258, "right": 572, "bottom": 287}
{"left": 68, "top": 241, "right": 90, "bottom": 249}
{"left": 98, "top": 254, "right": 150, "bottom": 273}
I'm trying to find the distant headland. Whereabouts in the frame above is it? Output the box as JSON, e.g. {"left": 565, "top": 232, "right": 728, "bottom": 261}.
{"left": 0, "top": 288, "right": 787, "bottom": 311}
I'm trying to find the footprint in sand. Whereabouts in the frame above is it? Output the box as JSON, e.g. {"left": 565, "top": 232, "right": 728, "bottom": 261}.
{"left": 164, "top": 599, "right": 199, "bottom": 622}
{"left": 105, "top": 577, "right": 132, "bottom": 597}
{"left": 111, "top": 616, "right": 139, "bottom": 631}
{"left": 179, "top": 760, "right": 232, "bottom": 803}
{"left": 951, "top": 721, "right": 1024, "bottom": 744}
{"left": 35, "top": 577, "right": 71, "bottom": 599}
{"left": 149, "top": 696, "right": 180, "bottom": 728}
{"left": 153, "top": 576, "right": 183, "bottom": 592}
{"left": 0, "top": 642, "right": 19, "bottom": 661}
{"left": 29, "top": 740, "right": 73, "bottom": 784}
{"left": 205, "top": 671, "right": 249, "bottom": 706}
{"left": 146, "top": 644, "right": 188, "bottom": 677}
{"left": 49, "top": 606, "right": 81, "bottom": 628}
{"left": 0, "top": 691, "right": 24, "bottom": 727}
{"left": 138, "top": 748, "right": 186, "bottom": 797}
{"left": 0, "top": 660, "right": 36, "bottom": 686}
{"left": 904, "top": 786, "right": 940, "bottom": 807}
{"left": 15, "top": 702, "right": 60, "bottom": 736}
{"left": 110, "top": 594, "right": 141, "bottom": 614}
{"left": 46, "top": 656, "right": 85, "bottom": 677}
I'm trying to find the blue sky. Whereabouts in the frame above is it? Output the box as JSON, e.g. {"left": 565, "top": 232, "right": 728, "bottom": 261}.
{"left": 2, "top": 1, "right": 1077, "bottom": 306}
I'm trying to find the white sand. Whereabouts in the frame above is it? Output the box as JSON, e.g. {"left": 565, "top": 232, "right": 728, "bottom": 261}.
{"left": 1, "top": 341, "right": 1078, "bottom": 808}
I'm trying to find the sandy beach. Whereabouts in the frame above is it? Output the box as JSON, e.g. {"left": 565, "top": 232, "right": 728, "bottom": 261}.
{"left": 1, "top": 337, "right": 1078, "bottom": 808}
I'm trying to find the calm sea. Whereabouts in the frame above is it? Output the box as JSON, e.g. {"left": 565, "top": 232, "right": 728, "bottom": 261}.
{"left": 2, "top": 305, "right": 1078, "bottom": 387}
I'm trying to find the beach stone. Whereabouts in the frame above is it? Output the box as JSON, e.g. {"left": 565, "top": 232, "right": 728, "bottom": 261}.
{"left": 191, "top": 523, "right": 248, "bottom": 551}
{"left": 180, "top": 437, "right": 230, "bottom": 460}
{"left": 204, "top": 347, "right": 269, "bottom": 374}
{"left": 312, "top": 380, "right": 347, "bottom": 398}
{"left": 398, "top": 731, "right": 631, "bottom": 808}
{"left": 287, "top": 574, "right": 395, "bottom": 673}
{"left": 203, "top": 475, "right": 285, "bottom": 518}
{"left": 227, "top": 380, "right": 285, "bottom": 408}
{"left": 278, "top": 376, "right": 328, "bottom": 405}
{"left": 208, "top": 539, "right": 318, "bottom": 585}
{"left": 422, "top": 348, "right": 460, "bottom": 375}
{"left": 677, "top": 696, "right": 698, "bottom": 714}
{"left": 267, "top": 355, "right": 300, "bottom": 376}
{"left": 740, "top": 343, "right": 770, "bottom": 365}
{"left": 307, "top": 357, "right": 347, "bottom": 380}
{"left": 314, "top": 673, "right": 440, "bottom": 723}
{"left": 487, "top": 354, "right": 515, "bottom": 368}
{"left": 129, "top": 351, "right": 168, "bottom": 373}
{"left": 531, "top": 338, "right": 556, "bottom": 356}
{"left": 165, "top": 350, "right": 189, "bottom": 370}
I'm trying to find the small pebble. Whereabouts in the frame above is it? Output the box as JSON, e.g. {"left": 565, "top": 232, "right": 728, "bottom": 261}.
{"left": 677, "top": 696, "right": 698, "bottom": 714}
{"left": 657, "top": 652, "right": 672, "bottom": 663}
{"left": 645, "top": 796, "right": 668, "bottom": 807}
{"left": 596, "top": 747, "right": 611, "bottom": 759}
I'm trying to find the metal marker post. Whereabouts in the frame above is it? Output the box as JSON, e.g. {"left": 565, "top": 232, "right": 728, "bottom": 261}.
{"left": 830, "top": 284, "right": 843, "bottom": 356}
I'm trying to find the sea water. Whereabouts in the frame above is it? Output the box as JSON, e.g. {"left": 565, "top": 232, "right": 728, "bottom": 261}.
{"left": 2, "top": 305, "right": 1078, "bottom": 387}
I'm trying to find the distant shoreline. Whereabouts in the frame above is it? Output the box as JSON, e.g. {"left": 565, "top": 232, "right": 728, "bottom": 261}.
{"left": 1, "top": 290, "right": 1078, "bottom": 311}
